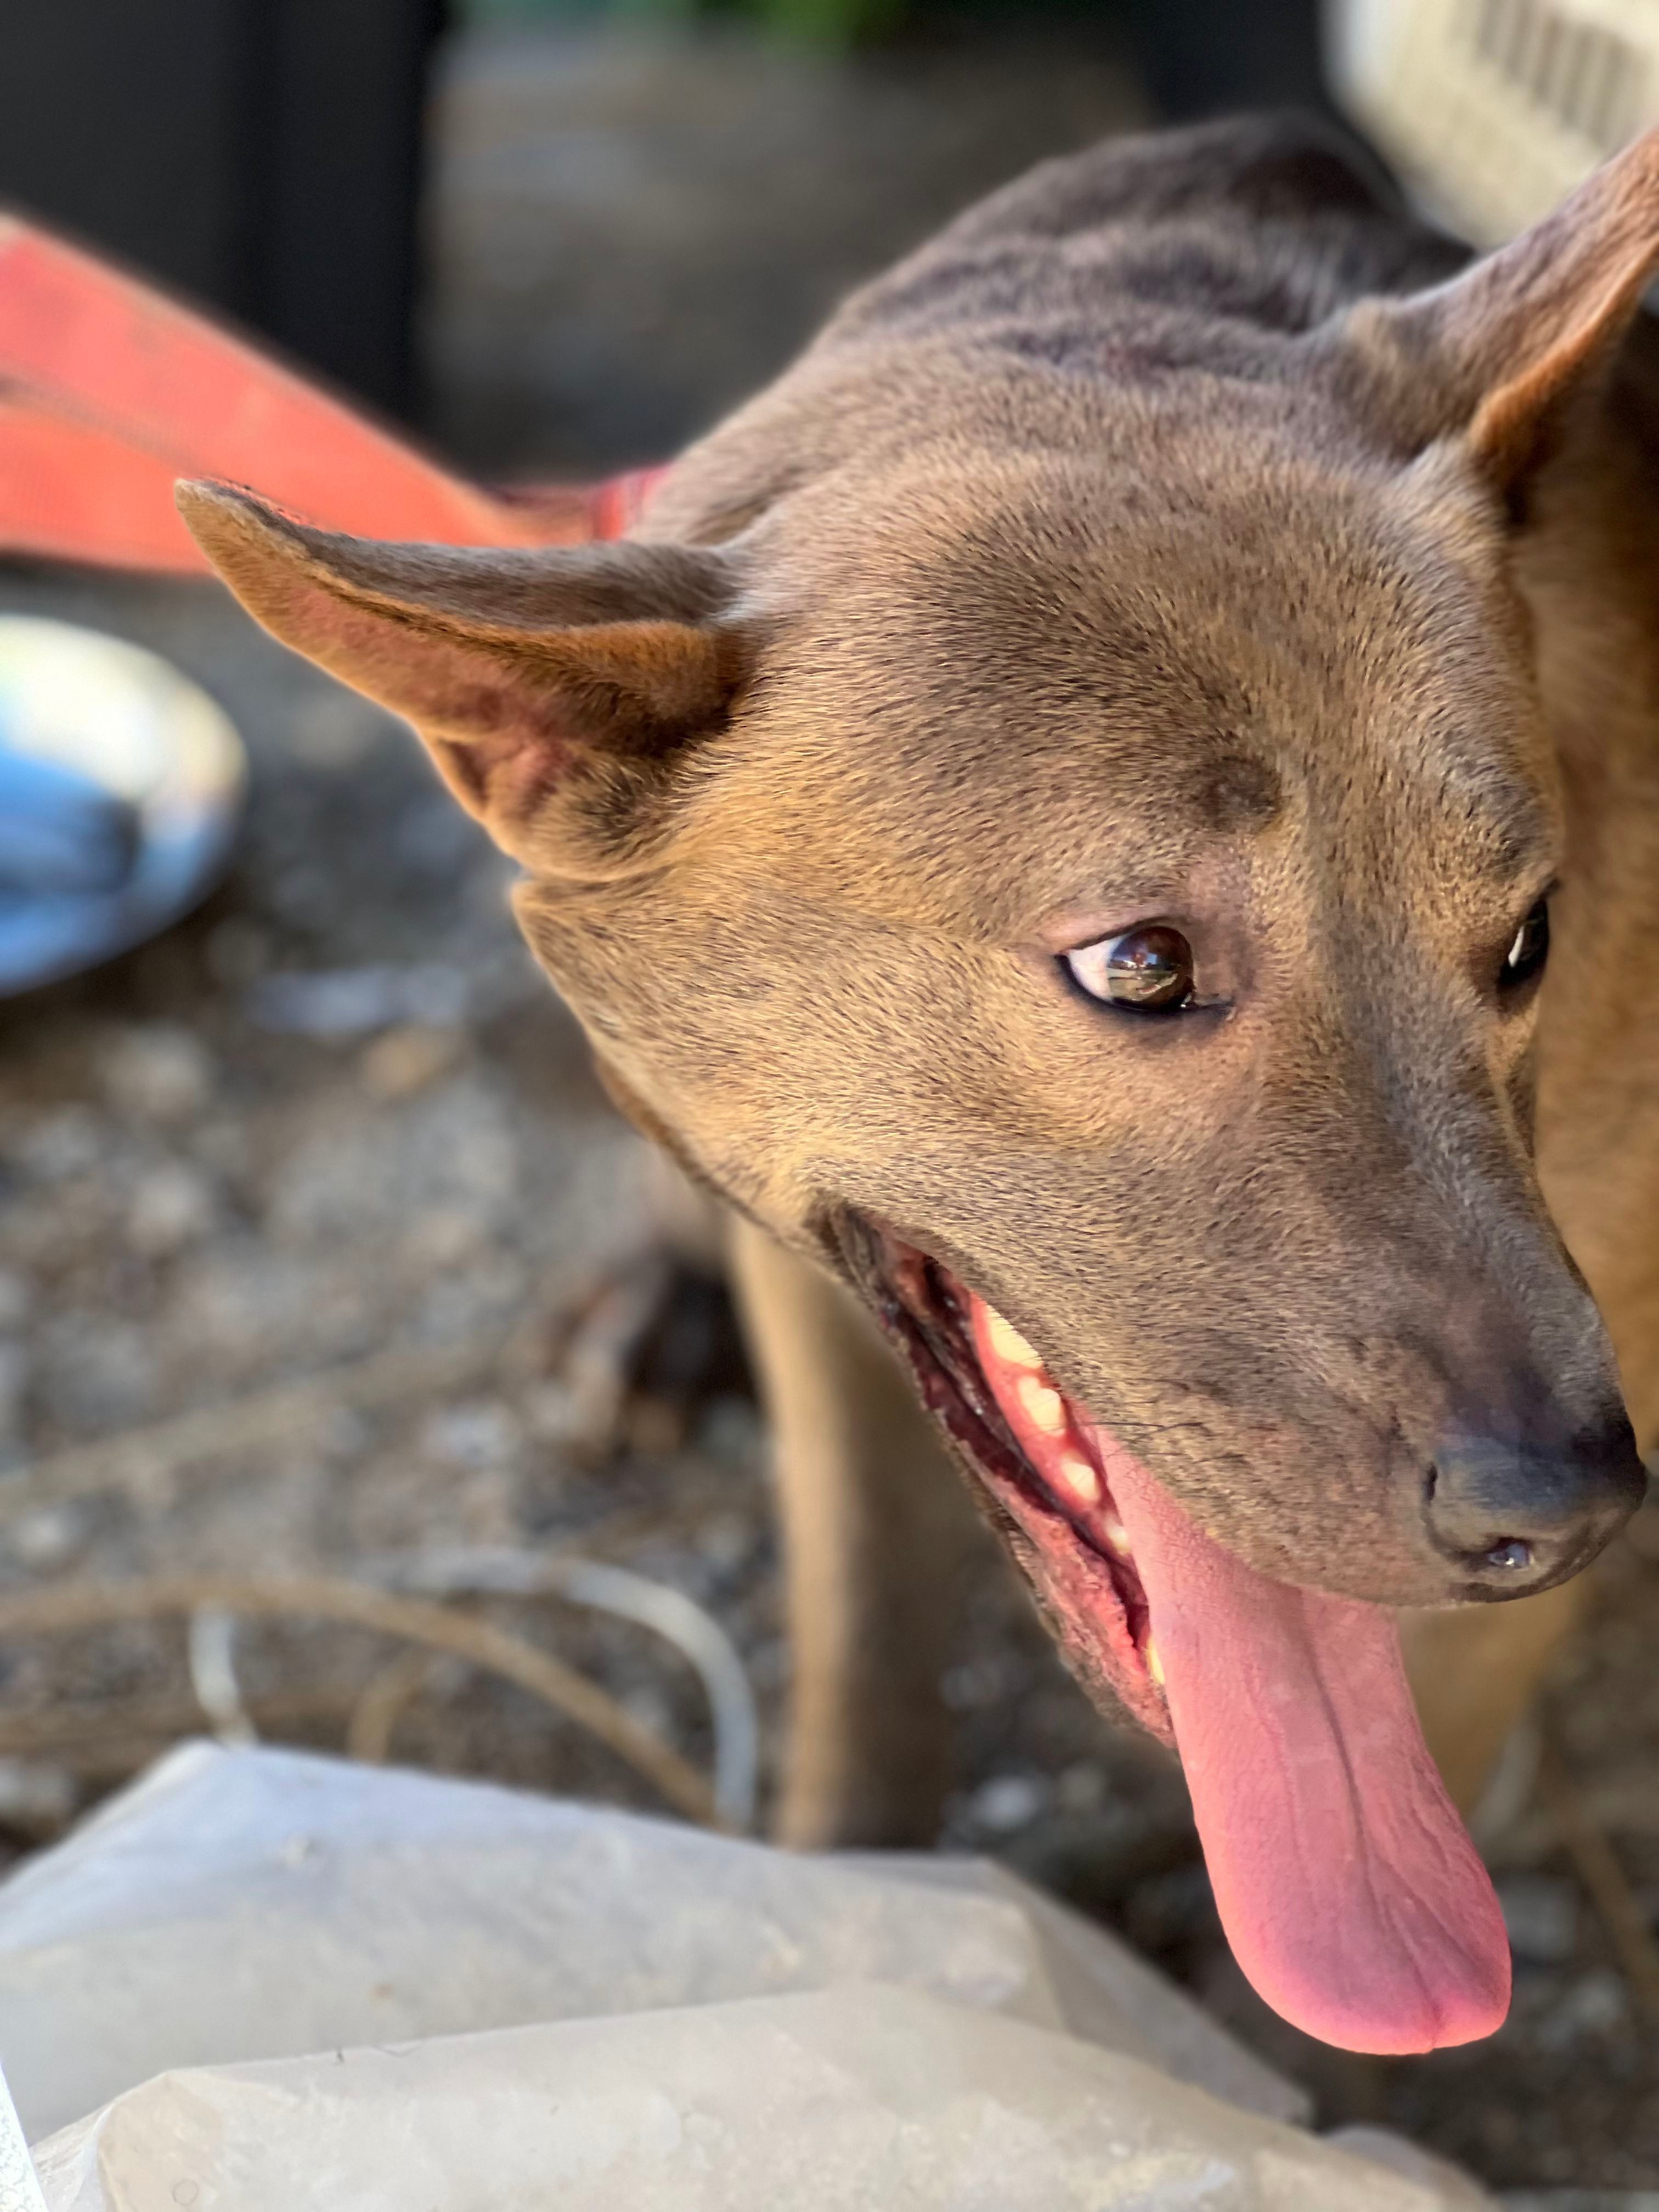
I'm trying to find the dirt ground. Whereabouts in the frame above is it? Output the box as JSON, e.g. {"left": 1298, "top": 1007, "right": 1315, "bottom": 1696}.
{"left": 2, "top": 18, "right": 1657, "bottom": 2198}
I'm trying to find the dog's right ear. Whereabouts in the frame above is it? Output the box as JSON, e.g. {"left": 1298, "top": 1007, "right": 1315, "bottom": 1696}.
{"left": 1340, "top": 131, "right": 1659, "bottom": 490}
{"left": 177, "top": 481, "right": 749, "bottom": 878}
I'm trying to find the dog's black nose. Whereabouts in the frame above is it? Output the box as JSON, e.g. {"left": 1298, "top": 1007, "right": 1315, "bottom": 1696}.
{"left": 1426, "top": 1414, "right": 1646, "bottom": 1587}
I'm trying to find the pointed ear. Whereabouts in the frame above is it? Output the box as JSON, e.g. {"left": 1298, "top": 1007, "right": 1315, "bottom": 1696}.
{"left": 176, "top": 481, "right": 748, "bottom": 874}
{"left": 1341, "top": 131, "right": 1659, "bottom": 489}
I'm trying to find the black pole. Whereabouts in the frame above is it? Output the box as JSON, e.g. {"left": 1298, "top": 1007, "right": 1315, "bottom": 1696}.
{"left": 0, "top": 0, "right": 446, "bottom": 419}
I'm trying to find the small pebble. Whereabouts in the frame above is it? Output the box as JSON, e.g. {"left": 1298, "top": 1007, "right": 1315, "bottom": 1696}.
{"left": 403, "top": 1209, "right": 487, "bottom": 1268}
{"left": 969, "top": 1772, "right": 1049, "bottom": 1835}
{"left": 523, "top": 1380, "right": 583, "bottom": 1445}
{"left": 16, "top": 1107, "right": 104, "bottom": 1181}
{"left": 358, "top": 1023, "right": 465, "bottom": 1101}
{"left": 126, "top": 1163, "right": 216, "bottom": 1256}
{"left": 421, "top": 1400, "right": 522, "bottom": 1471}
{"left": 99, "top": 1024, "right": 216, "bottom": 1124}
{"left": 5, "top": 1503, "right": 91, "bottom": 1571}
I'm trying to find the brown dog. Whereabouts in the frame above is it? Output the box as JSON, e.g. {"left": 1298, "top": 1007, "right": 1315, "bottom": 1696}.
{"left": 177, "top": 114, "right": 1659, "bottom": 2057}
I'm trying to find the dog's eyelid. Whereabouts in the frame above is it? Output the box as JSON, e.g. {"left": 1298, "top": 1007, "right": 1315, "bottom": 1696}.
{"left": 1505, "top": 879, "right": 1556, "bottom": 933}
{"left": 1035, "top": 888, "right": 1192, "bottom": 955}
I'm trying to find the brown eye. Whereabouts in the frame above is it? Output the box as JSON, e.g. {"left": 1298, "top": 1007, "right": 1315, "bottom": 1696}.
{"left": 1065, "top": 924, "right": 1197, "bottom": 1012}
{"left": 1500, "top": 898, "right": 1549, "bottom": 992}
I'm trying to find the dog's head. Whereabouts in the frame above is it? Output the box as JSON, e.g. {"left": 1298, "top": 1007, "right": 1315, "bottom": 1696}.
{"left": 180, "top": 129, "right": 1658, "bottom": 2055}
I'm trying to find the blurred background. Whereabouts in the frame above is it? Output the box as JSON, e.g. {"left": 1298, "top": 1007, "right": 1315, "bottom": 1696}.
{"left": 1, "top": 0, "right": 1657, "bottom": 2193}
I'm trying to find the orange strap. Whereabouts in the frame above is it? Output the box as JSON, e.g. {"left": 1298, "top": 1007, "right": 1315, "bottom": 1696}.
{"left": 0, "top": 212, "right": 664, "bottom": 572}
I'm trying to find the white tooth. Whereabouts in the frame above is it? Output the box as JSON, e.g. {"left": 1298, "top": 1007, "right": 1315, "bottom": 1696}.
{"left": 1145, "top": 1638, "right": 1165, "bottom": 1688}
{"left": 1055, "top": 1451, "right": 1102, "bottom": 1505}
{"left": 1017, "top": 1374, "right": 1067, "bottom": 1436}
{"left": 987, "top": 1307, "right": 1041, "bottom": 1370}
{"left": 1102, "top": 1514, "right": 1132, "bottom": 1557}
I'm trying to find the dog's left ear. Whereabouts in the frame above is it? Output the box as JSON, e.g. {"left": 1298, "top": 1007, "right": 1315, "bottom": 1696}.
{"left": 1342, "top": 131, "right": 1659, "bottom": 489}
{"left": 177, "top": 481, "right": 749, "bottom": 877}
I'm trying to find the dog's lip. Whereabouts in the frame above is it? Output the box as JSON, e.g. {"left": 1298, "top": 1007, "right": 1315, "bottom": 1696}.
{"left": 836, "top": 1214, "right": 1501, "bottom": 1620}
{"left": 837, "top": 1212, "right": 1171, "bottom": 1740}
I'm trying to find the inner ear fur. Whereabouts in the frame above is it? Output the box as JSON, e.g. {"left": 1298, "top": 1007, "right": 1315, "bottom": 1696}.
{"left": 176, "top": 480, "right": 748, "bottom": 874}
{"left": 1340, "top": 130, "right": 1659, "bottom": 488}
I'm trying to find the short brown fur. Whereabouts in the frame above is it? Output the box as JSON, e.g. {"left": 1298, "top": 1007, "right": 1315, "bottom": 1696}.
{"left": 179, "top": 115, "right": 1659, "bottom": 1844}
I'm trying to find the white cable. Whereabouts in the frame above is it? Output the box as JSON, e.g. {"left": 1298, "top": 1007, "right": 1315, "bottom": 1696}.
{"left": 0, "top": 2061, "right": 47, "bottom": 2212}
{"left": 364, "top": 1547, "right": 760, "bottom": 1834}
{"left": 188, "top": 1608, "right": 258, "bottom": 1747}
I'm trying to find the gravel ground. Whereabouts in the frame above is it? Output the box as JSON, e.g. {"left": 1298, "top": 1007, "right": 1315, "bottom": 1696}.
{"left": 1, "top": 16, "right": 1656, "bottom": 2195}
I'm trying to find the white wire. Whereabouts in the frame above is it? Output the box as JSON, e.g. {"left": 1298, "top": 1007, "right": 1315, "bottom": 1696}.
{"left": 362, "top": 1547, "right": 760, "bottom": 1835}
{"left": 187, "top": 1608, "right": 258, "bottom": 1748}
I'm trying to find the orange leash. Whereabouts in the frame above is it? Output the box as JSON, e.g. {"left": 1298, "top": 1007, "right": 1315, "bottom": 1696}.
{"left": 0, "top": 211, "right": 664, "bottom": 571}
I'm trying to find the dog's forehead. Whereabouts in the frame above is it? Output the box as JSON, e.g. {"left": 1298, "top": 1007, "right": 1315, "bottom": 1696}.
{"left": 725, "top": 449, "right": 1554, "bottom": 929}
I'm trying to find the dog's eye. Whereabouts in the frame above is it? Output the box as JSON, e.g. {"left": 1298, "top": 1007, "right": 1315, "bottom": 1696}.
{"left": 1064, "top": 924, "right": 1196, "bottom": 1012}
{"left": 1500, "top": 898, "right": 1550, "bottom": 992}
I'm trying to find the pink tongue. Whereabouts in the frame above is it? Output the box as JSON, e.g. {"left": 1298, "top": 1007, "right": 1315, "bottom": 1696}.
{"left": 1099, "top": 1436, "right": 1511, "bottom": 2053}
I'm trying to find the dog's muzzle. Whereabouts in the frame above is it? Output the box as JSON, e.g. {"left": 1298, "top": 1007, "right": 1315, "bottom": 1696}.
{"left": 1425, "top": 1412, "right": 1646, "bottom": 1592}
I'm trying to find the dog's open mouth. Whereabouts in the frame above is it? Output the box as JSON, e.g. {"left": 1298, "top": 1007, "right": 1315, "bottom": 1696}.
{"left": 848, "top": 1229, "right": 1171, "bottom": 1738}
{"left": 842, "top": 1216, "right": 1514, "bottom": 2057}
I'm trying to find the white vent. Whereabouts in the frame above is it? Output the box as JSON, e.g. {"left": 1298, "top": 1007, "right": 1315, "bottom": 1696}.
{"left": 1328, "top": 0, "right": 1659, "bottom": 242}
{"left": 1470, "top": 0, "right": 1647, "bottom": 149}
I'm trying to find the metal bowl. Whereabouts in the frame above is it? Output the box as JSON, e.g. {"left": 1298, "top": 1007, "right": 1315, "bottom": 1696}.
{"left": 0, "top": 615, "right": 245, "bottom": 996}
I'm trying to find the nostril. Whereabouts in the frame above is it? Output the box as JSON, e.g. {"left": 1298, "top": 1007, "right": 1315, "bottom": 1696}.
{"left": 1425, "top": 1460, "right": 1541, "bottom": 1572}
{"left": 1425, "top": 1415, "right": 1645, "bottom": 1577}
{"left": 1483, "top": 1538, "right": 1533, "bottom": 1571}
